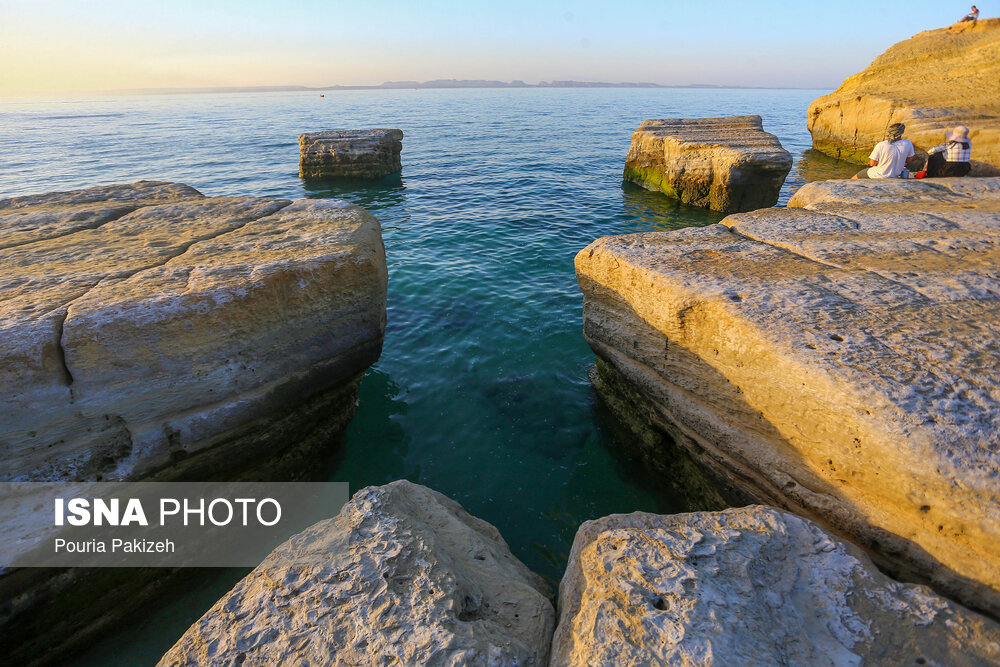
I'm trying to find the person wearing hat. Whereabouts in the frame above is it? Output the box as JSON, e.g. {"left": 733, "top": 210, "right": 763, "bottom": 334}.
{"left": 919, "top": 126, "right": 972, "bottom": 178}
{"left": 852, "top": 123, "right": 918, "bottom": 179}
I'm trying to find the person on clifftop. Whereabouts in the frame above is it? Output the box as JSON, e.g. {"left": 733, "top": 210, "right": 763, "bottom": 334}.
{"left": 852, "top": 123, "right": 918, "bottom": 179}
{"left": 917, "top": 125, "right": 973, "bottom": 178}
{"left": 959, "top": 5, "right": 979, "bottom": 22}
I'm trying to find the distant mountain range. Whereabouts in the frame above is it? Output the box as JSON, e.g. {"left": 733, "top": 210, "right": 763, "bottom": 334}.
{"left": 106, "top": 79, "right": 793, "bottom": 95}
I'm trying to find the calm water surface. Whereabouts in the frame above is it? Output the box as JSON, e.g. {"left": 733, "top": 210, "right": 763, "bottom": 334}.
{"left": 0, "top": 88, "right": 856, "bottom": 664}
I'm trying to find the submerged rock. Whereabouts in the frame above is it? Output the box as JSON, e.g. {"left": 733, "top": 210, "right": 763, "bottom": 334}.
{"left": 298, "top": 128, "right": 404, "bottom": 179}
{"left": 808, "top": 19, "right": 1000, "bottom": 175}
{"left": 0, "top": 181, "right": 387, "bottom": 482}
{"left": 576, "top": 177, "right": 1000, "bottom": 617}
{"left": 159, "top": 480, "right": 555, "bottom": 666}
{"left": 551, "top": 506, "right": 1000, "bottom": 666}
{"left": 623, "top": 115, "right": 792, "bottom": 212}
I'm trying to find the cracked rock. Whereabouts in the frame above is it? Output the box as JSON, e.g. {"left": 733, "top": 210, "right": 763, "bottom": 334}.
{"left": 551, "top": 507, "right": 1000, "bottom": 666}
{"left": 576, "top": 177, "right": 1000, "bottom": 617}
{"left": 159, "top": 480, "right": 556, "bottom": 667}
{"left": 0, "top": 181, "right": 387, "bottom": 481}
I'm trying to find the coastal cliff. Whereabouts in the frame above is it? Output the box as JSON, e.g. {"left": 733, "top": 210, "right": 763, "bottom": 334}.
{"left": 808, "top": 19, "right": 1000, "bottom": 174}
{"left": 576, "top": 177, "right": 1000, "bottom": 617}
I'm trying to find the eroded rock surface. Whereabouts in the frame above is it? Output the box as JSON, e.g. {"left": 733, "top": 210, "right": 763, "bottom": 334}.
{"left": 0, "top": 181, "right": 387, "bottom": 482}
{"left": 299, "top": 128, "right": 404, "bottom": 179}
{"left": 551, "top": 507, "right": 1000, "bottom": 666}
{"left": 576, "top": 177, "right": 1000, "bottom": 616}
{"left": 808, "top": 19, "right": 1000, "bottom": 174}
{"left": 159, "top": 480, "right": 555, "bottom": 666}
{"left": 623, "top": 115, "right": 792, "bottom": 212}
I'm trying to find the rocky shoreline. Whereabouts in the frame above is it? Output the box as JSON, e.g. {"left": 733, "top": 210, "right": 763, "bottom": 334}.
{"left": 0, "top": 181, "right": 388, "bottom": 665}
{"left": 160, "top": 481, "right": 1000, "bottom": 665}
{"left": 577, "top": 176, "right": 1000, "bottom": 618}
{"left": 4, "top": 21, "right": 1000, "bottom": 664}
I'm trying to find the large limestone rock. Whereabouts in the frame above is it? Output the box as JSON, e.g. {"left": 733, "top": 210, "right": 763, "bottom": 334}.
{"left": 551, "top": 506, "right": 1000, "bottom": 666}
{"left": 576, "top": 177, "right": 1000, "bottom": 617}
{"left": 160, "top": 480, "right": 556, "bottom": 666}
{"left": 0, "top": 181, "right": 387, "bottom": 482}
{"left": 298, "top": 128, "right": 404, "bottom": 179}
{"left": 623, "top": 115, "right": 792, "bottom": 212}
{"left": 808, "top": 19, "right": 1000, "bottom": 175}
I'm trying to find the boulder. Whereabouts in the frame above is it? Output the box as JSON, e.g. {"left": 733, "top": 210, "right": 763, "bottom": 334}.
{"left": 551, "top": 506, "right": 1000, "bottom": 666}
{"left": 159, "top": 480, "right": 556, "bottom": 666}
{"left": 808, "top": 19, "right": 1000, "bottom": 175}
{"left": 576, "top": 177, "right": 1000, "bottom": 617}
{"left": 623, "top": 115, "right": 792, "bottom": 212}
{"left": 298, "top": 129, "right": 404, "bottom": 179}
{"left": 0, "top": 181, "right": 387, "bottom": 482}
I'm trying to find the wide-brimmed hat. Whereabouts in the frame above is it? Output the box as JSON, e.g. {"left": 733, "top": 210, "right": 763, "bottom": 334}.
{"left": 947, "top": 125, "right": 971, "bottom": 142}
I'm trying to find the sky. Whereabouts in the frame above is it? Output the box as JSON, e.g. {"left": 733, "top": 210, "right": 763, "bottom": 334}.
{"left": 0, "top": 0, "right": 986, "bottom": 96}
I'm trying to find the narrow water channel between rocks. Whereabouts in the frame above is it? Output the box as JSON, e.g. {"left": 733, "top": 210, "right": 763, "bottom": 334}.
{"left": 0, "top": 88, "right": 859, "bottom": 664}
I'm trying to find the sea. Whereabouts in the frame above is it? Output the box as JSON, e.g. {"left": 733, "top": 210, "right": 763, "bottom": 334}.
{"left": 0, "top": 87, "right": 858, "bottom": 664}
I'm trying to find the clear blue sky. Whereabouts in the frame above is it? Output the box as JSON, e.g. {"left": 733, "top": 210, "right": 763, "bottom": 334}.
{"left": 0, "top": 0, "right": 986, "bottom": 94}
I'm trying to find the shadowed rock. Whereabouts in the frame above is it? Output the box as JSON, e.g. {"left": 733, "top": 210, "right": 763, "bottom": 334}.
{"left": 551, "top": 507, "right": 1000, "bottom": 666}
{"left": 159, "top": 480, "right": 556, "bottom": 666}
{"left": 623, "top": 115, "right": 792, "bottom": 213}
{"left": 808, "top": 19, "right": 1000, "bottom": 175}
{"left": 299, "top": 128, "right": 404, "bottom": 179}
{"left": 576, "top": 177, "right": 1000, "bottom": 617}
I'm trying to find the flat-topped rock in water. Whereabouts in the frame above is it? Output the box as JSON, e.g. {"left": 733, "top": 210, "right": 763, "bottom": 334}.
{"left": 159, "top": 480, "right": 555, "bottom": 666}
{"left": 551, "top": 507, "right": 1000, "bottom": 666}
{"left": 623, "top": 115, "right": 792, "bottom": 212}
{"left": 299, "top": 128, "right": 403, "bottom": 179}
{"left": 808, "top": 19, "right": 1000, "bottom": 175}
{"left": 0, "top": 181, "right": 387, "bottom": 482}
{"left": 576, "top": 177, "right": 1000, "bottom": 616}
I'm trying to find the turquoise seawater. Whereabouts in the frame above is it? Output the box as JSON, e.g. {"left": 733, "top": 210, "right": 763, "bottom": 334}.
{"left": 0, "top": 88, "right": 857, "bottom": 664}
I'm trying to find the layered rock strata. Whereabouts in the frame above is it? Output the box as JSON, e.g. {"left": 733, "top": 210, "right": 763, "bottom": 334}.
{"left": 0, "top": 180, "right": 387, "bottom": 483}
{"left": 160, "top": 480, "right": 556, "bottom": 666}
{"left": 0, "top": 180, "right": 388, "bottom": 665}
{"left": 576, "top": 177, "right": 1000, "bottom": 616}
{"left": 808, "top": 19, "right": 1000, "bottom": 175}
{"left": 623, "top": 115, "right": 792, "bottom": 212}
{"left": 551, "top": 507, "right": 1000, "bottom": 666}
{"left": 298, "top": 129, "right": 404, "bottom": 179}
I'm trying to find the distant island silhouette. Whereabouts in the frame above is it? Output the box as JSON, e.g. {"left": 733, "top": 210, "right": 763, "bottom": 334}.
{"left": 104, "top": 79, "right": 807, "bottom": 95}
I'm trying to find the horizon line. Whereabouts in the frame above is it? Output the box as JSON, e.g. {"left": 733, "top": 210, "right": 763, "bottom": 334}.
{"left": 2, "top": 79, "right": 834, "bottom": 99}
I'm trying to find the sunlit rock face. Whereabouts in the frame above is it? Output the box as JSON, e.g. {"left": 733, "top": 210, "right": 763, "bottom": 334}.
{"left": 623, "top": 115, "right": 792, "bottom": 213}
{"left": 0, "top": 181, "right": 387, "bottom": 482}
{"left": 159, "top": 480, "right": 556, "bottom": 666}
{"left": 576, "top": 177, "right": 1000, "bottom": 617}
{"left": 808, "top": 19, "right": 1000, "bottom": 175}
{"left": 299, "top": 129, "right": 404, "bottom": 179}
{"left": 551, "top": 507, "right": 1000, "bottom": 666}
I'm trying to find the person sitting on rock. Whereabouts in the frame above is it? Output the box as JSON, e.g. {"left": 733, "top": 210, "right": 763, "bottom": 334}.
{"left": 852, "top": 123, "right": 918, "bottom": 180}
{"left": 919, "top": 125, "right": 972, "bottom": 178}
{"left": 959, "top": 5, "right": 979, "bottom": 22}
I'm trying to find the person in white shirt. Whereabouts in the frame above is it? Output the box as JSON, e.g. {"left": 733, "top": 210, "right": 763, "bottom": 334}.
{"left": 852, "top": 123, "right": 918, "bottom": 179}
{"left": 959, "top": 5, "right": 979, "bottom": 22}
